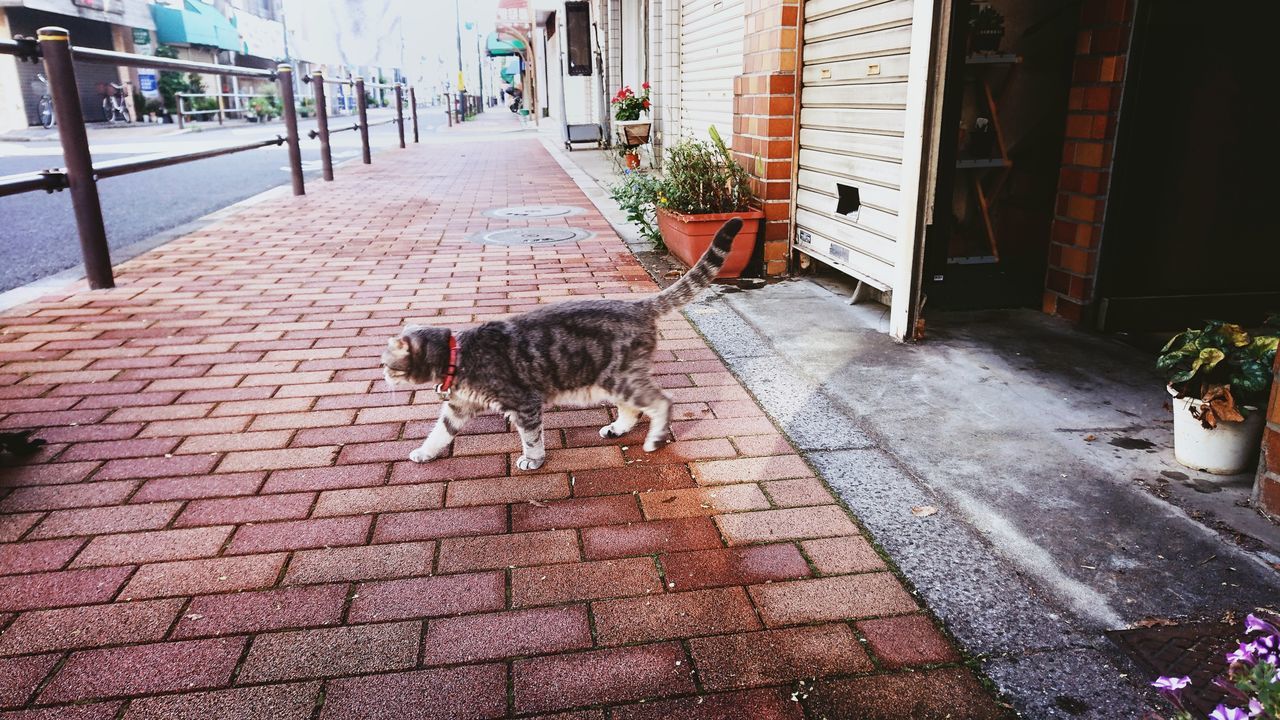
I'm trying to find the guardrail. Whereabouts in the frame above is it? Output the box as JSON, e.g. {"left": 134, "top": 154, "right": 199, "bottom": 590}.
{"left": 175, "top": 91, "right": 273, "bottom": 129}
{"left": 0, "top": 30, "right": 422, "bottom": 290}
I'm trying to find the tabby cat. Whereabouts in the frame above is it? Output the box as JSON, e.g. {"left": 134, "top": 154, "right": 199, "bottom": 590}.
{"left": 381, "top": 217, "right": 742, "bottom": 471}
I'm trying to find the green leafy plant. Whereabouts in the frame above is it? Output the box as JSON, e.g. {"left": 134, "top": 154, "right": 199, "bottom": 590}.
{"left": 1158, "top": 318, "right": 1278, "bottom": 428}
{"left": 608, "top": 170, "right": 665, "bottom": 250}
{"left": 658, "top": 126, "right": 753, "bottom": 215}
{"left": 155, "top": 45, "right": 188, "bottom": 113}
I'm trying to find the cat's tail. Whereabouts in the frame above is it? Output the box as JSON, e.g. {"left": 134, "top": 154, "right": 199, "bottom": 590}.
{"left": 646, "top": 217, "right": 743, "bottom": 315}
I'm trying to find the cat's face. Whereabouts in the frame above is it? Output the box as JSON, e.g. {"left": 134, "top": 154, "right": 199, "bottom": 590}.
{"left": 381, "top": 325, "right": 446, "bottom": 387}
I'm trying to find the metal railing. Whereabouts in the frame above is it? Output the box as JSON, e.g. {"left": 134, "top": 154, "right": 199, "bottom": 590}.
{"left": 174, "top": 91, "right": 274, "bottom": 129}
{"left": 0, "top": 31, "right": 422, "bottom": 290}
{"left": 304, "top": 72, "right": 417, "bottom": 179}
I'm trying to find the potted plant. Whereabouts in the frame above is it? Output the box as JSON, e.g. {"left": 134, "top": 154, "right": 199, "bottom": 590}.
{"left": 1158, "top": 319, "right": 1277, "bottom": 474}
{"left": 969, "top": 4, "right": 1005, "bottom": 54}
{"left": 611, "top": 82, "right": 652, "bottom": 147}
{"left": 652, "top": 126, "right": 762, "bottom": 278}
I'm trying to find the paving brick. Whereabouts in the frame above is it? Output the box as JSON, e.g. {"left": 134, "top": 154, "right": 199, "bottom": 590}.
{"left": 177, "top": 430, "right": 294, "bottom": 454}
{"left": 671, "top": 417, "right": 777, "bottom": 441}
{"left": 689, "top": 624, "right": 872, "bottom": 691}
{"left": 312, "top": 483, "right": 444, "bottom": 517}
{"left": 749, "top": 573, "right": 918, "bottom": 627}
{"left": 173, "top": 584, "right": 348, "bottom": 639}
{"left": 716, "top": 506, "right": 858, "bottom": 544}
{"left": 762, "top": 477, "right": 836, "bottom": 507}
{"left": 217, "top": 446, "right": 337, "bottom": 473}
{"left": 0, "top": 480, "right": 137, "bottom": 512}
{"left": 262, "top": 463, "right": 387, "bottom": 492}
{"left": 0, "top": 702, "right": 122, "bottom": 720}
{"left": 611, "top": 688, "right": 805, "bottom": 720}
{"left": 593, "top": 586, "right": 761, "bottom": 645}
{"left": 35, "top": 422, "right": 143, "bottom": 444}
{"left": 122, "top": 681, "right": 321, "bottom": 720}
{"left": 801, "top": 535, "right": 887, "bottom": 575}
{"left": 175, "top": 492, "right": 315, "bottom": 527}
{"left": 639, "top": 484, "right": 770, "bottom": 520}
{"left": 660, "top": 543, "right": 810, "bottom": 592}
{"left": 237, "top": 621, "right": 420, "bottom": 683}
{"left": 423, "top": 605, "right": 593, "bottom": 665}
{"left": 349, "top": 572, "right": 506, "bottom": 623}
{"left": 372, "top": 506, "right": 505, "bottom": 543}
{"left": 228, "top": 516, "right": 371, "bottom": 554}
{"left": 0, "top": 538, "right": 83, "bottom": 574}
{"left": 510, "top": 446, "right": 625, "bottom": 473}
{"left": 807, "top": 668, "right": 1007, "bottom": 720}
{"left": 856, "top": 614, "right": 961, "bottom": 668}
{"left": 0, "top": 461, "right": 100, "bottom": 488}
{"left": 389, "top": 454, "right": 508, "bottom": 483}
{"left": 30, "top": 503, "right": 180, "bottom": 539}
{"left": 57, "top": 437, "right": 180, "bottom": 462}
{"left": 139, "top": 416, "right": 249, "bottom": 438}
{"left": 336, "top": 439, "right": 423, "bottom": 464}
{"left": 581, "top": 517, "right": 723, "bottom": 560}
{"left": 512, "top": 557, "right": 662, "bottom": 607}
{"left": 122, "top": 553, "right": 287, "bottom": 600}
{"left": 511, "top": 495, "right": 641, "bottom": 532}
{"left": 0, "top": 566, "right": 132, "bottom": 612}
{"left": 0, "top": 654, "right": 59, "bottom": 709}
{"left": 292, "top": 422, "right": 399, "bottom": 447}
{"left": 73, "top": 526, "right": 232, "bottom": 568}
{"left": 622, "top": 438, "right": 737, "bottom": 464}
{"left": 131, "top": 472, "right": 264, "bottom": 502}
{"left": 39, "top": 636, "right": 246, "bottom": 703}
{"left": 691, "top": 455, "right": 812, "bottom": 485}
{"left": 514, "top": 643, "right": 695, "bottom": 714}
{"left": 0, "top": 513, "right": 41, "bottom": 543}
{"left": 437, "top": 529, "right": 579, "bottom": 573}
{"left": 285, "top": 541, "right": 434, "bottom": 584}
{"left": 319, "top": 664, "right": 507, "bottom": 720}
{"left": 209, "top": 398, "right": 312, "bottom": 417}
{"left": 571, "top": 465, "right": 696, "bottom": 496}
{"left": 248, "top": 408, "right": 355, "bottom": 431}
{"left": 446, "top": 473, "right": 570, "bottom": 507}
{"left": 0, "top": 598, "right": 182, "bottom": 655}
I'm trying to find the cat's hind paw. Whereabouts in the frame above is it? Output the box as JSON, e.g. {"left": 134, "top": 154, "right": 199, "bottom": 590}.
{"left": 516, "top": 455, "right": 546, "bottom": 471}
{"left": 409, "top": 447, "right": 438, "bottom": 464}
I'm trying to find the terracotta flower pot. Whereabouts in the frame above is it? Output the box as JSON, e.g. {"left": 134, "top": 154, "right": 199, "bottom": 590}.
{"left": 623, "top": 152, "right": 641, "bottom": 169}
{"left": 655, "top": 208, "right": 763, "bottom": 279}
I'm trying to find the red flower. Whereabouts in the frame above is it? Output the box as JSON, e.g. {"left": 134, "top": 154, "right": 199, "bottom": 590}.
{"left": 642, "top": 99, "right": 650, "bottom": 108}
{"left": 642, "top": 81, "right": 650, "bottom": 90}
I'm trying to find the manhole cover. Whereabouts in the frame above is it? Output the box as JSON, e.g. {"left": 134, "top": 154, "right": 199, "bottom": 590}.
{"left": 1108, "top": 622, "right": 1236, "bottom": 717}
{"left": 483, "top": 205, "right": 586, "bottom": 219}
{"left": 471, "top": 228, "right": 595, "bottom": 246}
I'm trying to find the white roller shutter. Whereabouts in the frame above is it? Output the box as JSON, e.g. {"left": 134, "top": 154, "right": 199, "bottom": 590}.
{"left": 794, "top": 0, "right": 938, "bottom": 339}
{"left": 678, "top": 0, "right": 744, "bottom": 141}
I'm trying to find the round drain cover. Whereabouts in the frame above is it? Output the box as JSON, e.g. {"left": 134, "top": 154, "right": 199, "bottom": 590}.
{"left": 472, "top": 228, "right": 595, "bottom": 246}
{"left": 483, "top": 205, "right": 586, "bottom": 219}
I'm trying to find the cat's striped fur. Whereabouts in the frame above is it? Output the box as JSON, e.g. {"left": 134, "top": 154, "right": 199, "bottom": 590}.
{"left": 382, "top": 217, "right": 743, "bottom": 471}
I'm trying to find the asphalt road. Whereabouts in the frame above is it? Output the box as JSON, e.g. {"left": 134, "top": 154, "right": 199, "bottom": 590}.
{"left": 0, "top": 110, "right": 449, "bottom": 293}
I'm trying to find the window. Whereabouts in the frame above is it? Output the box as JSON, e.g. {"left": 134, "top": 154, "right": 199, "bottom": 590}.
{"left": 565, "top": 1, "right": 592, "bottom": 77}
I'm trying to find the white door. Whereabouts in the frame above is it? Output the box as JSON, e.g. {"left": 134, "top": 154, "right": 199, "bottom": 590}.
{"left": 678, "top": 0, "right": 744, "bottom": 141}
{"left": 794, "top": 0, "right": 939, "bottom": 339}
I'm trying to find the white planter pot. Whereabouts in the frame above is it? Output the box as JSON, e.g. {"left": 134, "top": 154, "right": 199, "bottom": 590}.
{"left": 1169, "top": 387, "right": 1266, "bottom": 474}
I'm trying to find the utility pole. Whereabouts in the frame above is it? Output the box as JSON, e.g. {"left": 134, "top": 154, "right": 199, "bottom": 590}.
{"left": 475, "top": 33, "right": 484, "bottom": 111}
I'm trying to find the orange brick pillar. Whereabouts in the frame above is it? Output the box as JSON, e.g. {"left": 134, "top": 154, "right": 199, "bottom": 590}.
{"left": 1255, "top": 355, "right": 1280, "bottom": 520}
{"left": 1042, "top": 0, "right": 1133, "bottom": 323}
{"left": 732, "top": 0, "right": 798, "bottom": 277}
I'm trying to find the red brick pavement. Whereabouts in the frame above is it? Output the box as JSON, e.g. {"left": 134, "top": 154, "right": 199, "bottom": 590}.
{"left": 0, "top": 123, "right": 1007, "bottom": 718}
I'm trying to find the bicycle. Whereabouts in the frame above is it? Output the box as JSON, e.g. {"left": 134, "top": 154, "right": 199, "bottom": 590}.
{"left": 31, "top": 74, "right": 54, "bottom": 129}
{"left": 102, "top": 82, "right": 132, "bottom": 124}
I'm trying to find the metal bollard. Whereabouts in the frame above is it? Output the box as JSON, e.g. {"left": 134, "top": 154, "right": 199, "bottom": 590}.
{"left": 39, "top": 26, "right": 113, "bottom": 289}
{"left": 312, "top": 72, "right": 333, "bottom": 181}
{"left": 410, "top": 86, "right": 419, "bottom": 143}
{"left": 394, "top": 83, "right": 405, "bottom": 149}
{"left": 446, "top": 92, "right": 452, "bottom": 127}
{"left": 355, "top": 77, "right": 371, "bottom": 164}
{"left": 277, "top": 64, "right": 304, "bottom": 196}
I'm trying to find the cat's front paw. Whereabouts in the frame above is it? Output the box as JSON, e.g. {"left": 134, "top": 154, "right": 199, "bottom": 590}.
{"left": 515, "top": 455, "right": 546, "bottom": 471}
{"left": 599, "top": 425, "right": 620, "bottom": 439}
{"left": 409, "top": 447, "right": 438, "bottom": 464}
{"left": 642, "top": 438, "right": 666, "bottom": 453}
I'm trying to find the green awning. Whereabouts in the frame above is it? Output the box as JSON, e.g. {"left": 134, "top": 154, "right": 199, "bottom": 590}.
{"left": 152, "top": 1, "right": 241, "bottom": 52}
{"left": 486, "top": 32, "right": 526, "bottom": 57}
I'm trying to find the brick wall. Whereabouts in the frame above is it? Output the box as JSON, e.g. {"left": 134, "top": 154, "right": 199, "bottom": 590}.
{"left": 731, "top": 0, "right": 798, "bottom": 277}
{"left": 1042, "top": 0, "right": 1133, "bottom": 323}
{"left": 1255, "top": 356, "right": 1280, "bottom": 520}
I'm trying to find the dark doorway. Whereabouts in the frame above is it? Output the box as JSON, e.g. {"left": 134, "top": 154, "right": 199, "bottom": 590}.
{"left": 1095, "top": 0, "right": 1279, "bottom": 331}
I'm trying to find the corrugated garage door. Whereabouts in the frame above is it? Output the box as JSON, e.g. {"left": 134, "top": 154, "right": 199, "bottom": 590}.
{"left": 794, "top": 0, "right": 937, "bottom": 340}
{"left": 678, "top": 0, "right": 744, "bottom": 141}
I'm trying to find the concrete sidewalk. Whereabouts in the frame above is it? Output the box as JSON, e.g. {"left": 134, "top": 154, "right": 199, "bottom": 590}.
{"left": 0, "top": 123, "right": 1004, "bottom": 717}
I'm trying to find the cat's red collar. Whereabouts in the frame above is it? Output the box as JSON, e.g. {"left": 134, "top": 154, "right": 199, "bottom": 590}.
{"left": 436, "top": 333, "right": 459, "bottom": 394}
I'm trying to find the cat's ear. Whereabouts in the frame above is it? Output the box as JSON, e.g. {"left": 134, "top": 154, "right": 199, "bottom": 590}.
{"left": 387, "top": 336, "right": 409, "bottom": 352}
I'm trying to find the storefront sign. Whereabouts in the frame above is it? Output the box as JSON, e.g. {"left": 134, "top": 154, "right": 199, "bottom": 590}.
{"left": 138, "top": 70, "right": 158, "bottom": 95}
{"left": 133, "top": 28, "right": 151, "bottom": 47}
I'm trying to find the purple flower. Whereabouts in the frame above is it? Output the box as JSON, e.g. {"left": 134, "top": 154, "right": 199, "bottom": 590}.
{"left": 1227, "top": 642, "right": 1257, "bottom": 665}
{"left": 1209, "top": 705, "right": 1250, "bottom": 720}
{"left": 1247, "top": 698, "right": 1264, "bottom": 718}
{"left": 1152, "top": 676, "right": 1191, "bottom": 691}
{"left": 1245, "top": 614, "right": 1279, "bottom": 636}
